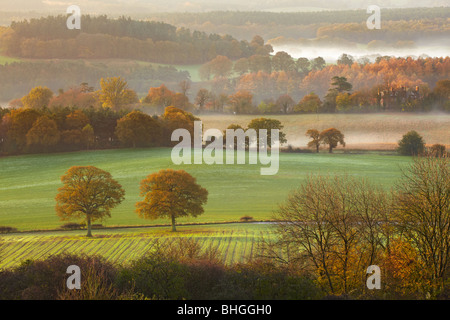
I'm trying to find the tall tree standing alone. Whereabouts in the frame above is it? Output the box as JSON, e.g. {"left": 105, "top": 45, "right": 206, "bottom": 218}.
{"left": 136, "top": 169, "right": 208, "bottom": 232}
{"left": 55, "top": 166, "right": 125, "bottom": 237}
{"left": 320, "top": 128, "right": 346, "bottom": 153}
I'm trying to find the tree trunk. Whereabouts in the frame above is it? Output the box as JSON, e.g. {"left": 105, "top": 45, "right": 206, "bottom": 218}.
{"left": 86, "top": 216, "right": 93, "bottom": 237}
{"left": 329, "top": 145, "right": 333, "bottom": 153}
{"left": 171, "top": 215, "right": 177, "bottom": 232}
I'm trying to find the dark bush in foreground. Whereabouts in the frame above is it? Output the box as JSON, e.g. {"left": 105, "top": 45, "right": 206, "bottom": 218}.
{"left": 0, "top": 226, "right": 18, "bottom": 234}
{"left": 0, "top": 254, "right": 118, "bottom": 300}
{"left": 0, "top": 239, "right": 325, "bottom": 300}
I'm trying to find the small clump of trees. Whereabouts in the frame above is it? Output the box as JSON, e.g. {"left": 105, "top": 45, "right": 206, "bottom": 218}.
{"left": 305, "top": 128, "right": 346, "bottom": 153}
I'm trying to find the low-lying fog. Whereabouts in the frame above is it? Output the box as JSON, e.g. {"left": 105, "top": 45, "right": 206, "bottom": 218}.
{"left": 271, "top": 44, "right": 450, "bottom": 62}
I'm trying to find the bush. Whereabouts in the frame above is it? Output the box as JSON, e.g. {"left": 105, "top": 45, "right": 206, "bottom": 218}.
{"left": 0, "top": 253, "right": 118, "bottom": 300}
{"left": 428, "top": 144, "right": 447, "bottom": 157}
{"left": 397, "top": 131, "right": 426, "bottom": 156}
{"left": 240, "top": 216, "right": 254, "bottom": 222}
{"left": 0, "top": 226, "right": 18, "bottom": 234}
{"left": 61, "top": 223, "right": 84, "bottom": 230}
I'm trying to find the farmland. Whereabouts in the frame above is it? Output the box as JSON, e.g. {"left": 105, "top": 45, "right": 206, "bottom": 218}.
{"left": 2, "top": 112, "right": 443, "bottom": 269}
{"left": 0, "top": 147, "right": 412, "bottom": 231}
{"left": 0, "top": 223, "right": 273, "bottom": 269}
{"left": 201, "top": 113, "right": 450, "bottom": 150}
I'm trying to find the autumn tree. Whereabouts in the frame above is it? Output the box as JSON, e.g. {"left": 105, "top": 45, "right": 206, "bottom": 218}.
{"left": 207, "top": 55, "right": 233, "bottom": 79}
{"left": 55, "top": 166, "right": 125, "bottom": 237}
{"left": 306, "top": 129, "right": 320, "bottom": 153}
{"left": 320, "top": 128, "right": 346, "bottom": 153}
{"left": 115, "top": 110, "right": 162, "bottom": 148}
{"left": 335, "top": 93, "right": 353, "bottom": 112}
{"left": 295, "top": 93, "right": 322, "bottom": 113}
{"left": 272, "top": 51, "right": 296, "bottom": 72}
{"left": 99, "top": 77, "right": 137, "bottom": 110}
{"left": 428, "top": 144, "right": 447, "bottom": 157}
{"left": 162, "top": 106, "right": 199, "bottom": 146}
{"left": 81, "top": 124, "right": 95, "bottom": 150}
{"left": 60, "top": 110, "right": 91, "bottom": 150}
{"left": 247, "top": 118, "right": 287, "bottom": 148}
{"left": 234, "top": 58, "right": 249, "bottom": 75}
{"left": 195, "top": 89, "right": 211, "bottom": 112}
{"left": 248, "top": 55, "right": 272, "bottom": 73}
{"left": 394, "top": 156, "right": 450, "bottom": 295}
{"left": 21, "top": 86, "right": 53, "bottom": 110}
{"left": 7, "top": 108, "right": 41, "bottom": 151}
{"left": 272, "top": 175, "right": 390, "bottom": 295}
{"left": 311, "top": 57, "right": 326, "bottom": 71}
{"left": 143, "top": 84, "right": 175, "bottom": 110}
{"left": 229, "top": 90, "right": 254, "bottom": 114}
{"left": 432, "top": 79, "right": 450, "bottom": 110}
{"left": 276, "top": 94, "right": 295, "bottom": 114}
{"left": 26, "top": 115, "right": 60, "bottom": 152}
{"left": 136, "top": 169, "right": 208, "bottom": 232}
{"left": 296, "top": 57, "right": 311, "bottom": 75}
{"left": 337, "top": 53, "right": 355, "bottom": 66}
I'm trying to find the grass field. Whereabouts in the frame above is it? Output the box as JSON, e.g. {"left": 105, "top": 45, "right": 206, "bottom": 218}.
{"left": 0, "top": 148, "right": 412, "bottom": 231}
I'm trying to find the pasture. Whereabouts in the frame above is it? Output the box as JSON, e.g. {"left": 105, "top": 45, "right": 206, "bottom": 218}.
{"left": 0, "top": 148, "right": 411, "bottom": 231}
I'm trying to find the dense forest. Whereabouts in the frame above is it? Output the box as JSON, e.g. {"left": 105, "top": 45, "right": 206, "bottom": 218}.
{"left": 0, "top": 60, "right": 190, "bottom": 101}
{"left": 140, "top": 8, "right": 450, "bottom": 43}
{"left": 0, "top": 15, "right": 273, "bottom": 63}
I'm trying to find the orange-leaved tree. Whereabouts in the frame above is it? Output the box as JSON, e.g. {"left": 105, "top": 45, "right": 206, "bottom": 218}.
{"left": 305, "top": 129, "right": 320, "bottom": 153}
{"left": 320, "top": 128, "right": 346, "bottom": 153}
{"left": 136, "top": 169, "right": 208, "bottom": 232}
{"left": 55, "top": 166, "right": 125, "bottom": 237}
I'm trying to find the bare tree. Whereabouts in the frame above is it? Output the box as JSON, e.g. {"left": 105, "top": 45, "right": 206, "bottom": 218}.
{"left": 271, "top": 175, "right": 391, "bottom": 296}
{"left": 394, "top": 155, "right": 450, "bottom": 295}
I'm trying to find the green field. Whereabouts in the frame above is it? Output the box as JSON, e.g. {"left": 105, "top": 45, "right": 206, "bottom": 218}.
{"left": 0, "top": 147, "right": 415, "bottom": 269}
{"left": 0, "top": 148, "right": 412, "bottom": 231}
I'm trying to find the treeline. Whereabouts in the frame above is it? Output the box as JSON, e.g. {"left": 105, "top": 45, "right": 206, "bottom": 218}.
{"left": 0, "top": 60, "right": 189, "bottom": 101}
{"left": 143, "top": 8, "right": 450, "bottom": 42}
{"left": 198, "top": 55, "right": 450, "bottom": 113}
{"left": 146, "top": 7, "right": 450, "bottom": 27}
{"left": 0, "top": 15, "right": 273, "bottom": 64}
{"left": 0, "top": 105, "right": 201, "bottom": 155}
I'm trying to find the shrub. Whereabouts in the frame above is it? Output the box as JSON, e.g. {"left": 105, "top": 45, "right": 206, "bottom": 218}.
{"left": 61, "top": 223, "right": 84, "bottom": 230}
{"left": 240, "top": 216, "right": 254, "bottom": 222}
{"left": 428, "top": 144, "right": 447, "bottom": 157}
{"left": 0, "top": 226, "right": 18, "bottom": 234}
{"left": 397, "top": 131, "right": 426, "bottom": 156}
{"left": 0, "top": 253, "right": 118, "bottom": 300}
